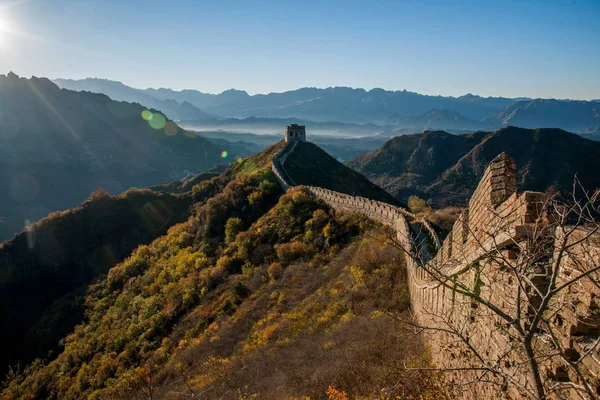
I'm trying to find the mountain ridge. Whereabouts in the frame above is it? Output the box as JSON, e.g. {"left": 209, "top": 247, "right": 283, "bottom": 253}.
{"left": 51, "top": 77, "right": 600, "bottom": 135}
{"left": 484, "top": 98, "right": 600, "bottom": 133}
{"left": 51, "top": 77, "right": 524, "bottom": 123}
{"left": 0, "top": 73, "right": 230, "bottom": 241}
{"left": 347, "top": 127, "right": 600, "bottom": 206}
{"left": 395, "top": 109, "right": 486, "bottom": 131}
{"left": 53, "top": 78, "right": 212, "bottom": 121}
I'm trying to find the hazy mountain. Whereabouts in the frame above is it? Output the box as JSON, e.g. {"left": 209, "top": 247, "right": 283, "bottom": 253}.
{"left": 395, "top": 109, "right": 487, "bottom": 131}
{"left": 196, "top": 87, "right": 519, "bottom": 123}
{"left": 57, "top": 78, "right": 523, "bottom": 124}
{"left": 53, "top": 78, "right": 212, "bottom": 120}
{"left": 54, "top": 78, "right": 600, "bottom": 137}
{"left": 0, "top": 73, "right": 228, "bottom": 240}
{"left": 484, "top": 99, "right": 600, "bottom": 133}
{"left": 145, "top": 87, "right": 250, "bottom": 109}
{"left": 347, "top": 127, "right": 600, "bottom": 206}
{"left": 178, "top": 116, "right": 388, "bottom": 137}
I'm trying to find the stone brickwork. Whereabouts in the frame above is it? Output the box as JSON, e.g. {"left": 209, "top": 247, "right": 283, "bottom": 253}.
{"left": 271, "top": 140, "right": 298, "bottom": 191}
{"left": 284, "top": 124, "right": 306, "bottom": 142}
{"left": 272, "top": 141, "right": 600, "bottom": 398}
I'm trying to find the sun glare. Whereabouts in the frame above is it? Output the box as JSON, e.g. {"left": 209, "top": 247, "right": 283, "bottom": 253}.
{"left": 0, "top": 14, "right": 6, "bottom": 45}
{"left": 0, "top": 11, "right": 13, "bottom": 46}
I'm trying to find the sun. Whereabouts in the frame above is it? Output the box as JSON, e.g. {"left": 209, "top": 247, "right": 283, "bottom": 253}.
{"left": 0, "top": 12, "right": 12, "bottom": 46}
{"left": 0, "top": 14, "right": 6, "bottom": 45}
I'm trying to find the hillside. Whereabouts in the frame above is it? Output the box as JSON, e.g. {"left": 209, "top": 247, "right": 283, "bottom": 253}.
{"left": 348, "top": 127, "right": 600, "bottom": 206}
{"left": 0, "top": 143, "right": 439, "bottom": 400}
{"left": 346, "top": 130, "right": 488, "bottom": 201}
{"left": 0, "top": 187, "right": 199, "bottom": 377}
{"left": 484, "top": 99, "right": 600, "bottom": 133}
{"left": 0, "top": 144, "right": 283, "bottom": 379}
{"left": 284, "top": 141, "right": 400, "bottom": 205}
{"left": 148, "top": 172, "right": 221, "bottom": 194}
{"left": 0, "top": 73, "right": 231, "bottom": 241}
{"left": 53, "top": 78, "right": 212, "bottom": 121}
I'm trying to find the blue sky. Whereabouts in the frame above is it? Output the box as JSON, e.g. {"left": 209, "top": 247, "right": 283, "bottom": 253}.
{"left": 0, "top": 0, "right": 598, "bottom": 99}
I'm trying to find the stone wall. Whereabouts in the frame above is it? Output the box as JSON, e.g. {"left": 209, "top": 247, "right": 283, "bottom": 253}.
{"left": 271, "top": 140, "right": 298, "bottom": 191}
{"left": 272, "top": 142, "right": 600, "bottom": 398}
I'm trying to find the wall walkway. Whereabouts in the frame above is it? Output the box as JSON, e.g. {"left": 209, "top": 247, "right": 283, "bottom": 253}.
{"left": 271, "top": 141, "right": 600, "bottom": 399}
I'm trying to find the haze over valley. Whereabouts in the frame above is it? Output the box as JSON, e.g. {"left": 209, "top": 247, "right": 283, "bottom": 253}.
{"left": 55, "top": 78, "right": 600, "bottom": 139}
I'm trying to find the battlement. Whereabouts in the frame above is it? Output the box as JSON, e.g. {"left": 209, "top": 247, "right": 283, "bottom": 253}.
{"left": 435, "top": 153, "right": 546, "bottom": 273}
{"left": 271, "top": 140, "right": 600, "bottom": 398}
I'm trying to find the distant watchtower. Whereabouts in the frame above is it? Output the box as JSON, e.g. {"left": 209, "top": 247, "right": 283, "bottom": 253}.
{"left": 285, "top": 124, "right": 306, "bottom": 142}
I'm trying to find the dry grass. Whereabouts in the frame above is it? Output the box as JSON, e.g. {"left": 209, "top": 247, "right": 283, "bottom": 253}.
{"left": 426, "top": 206, "right": 462, "bottom": 232}
{"left": 148, "top": 231, "right": 442, "bottom": 400}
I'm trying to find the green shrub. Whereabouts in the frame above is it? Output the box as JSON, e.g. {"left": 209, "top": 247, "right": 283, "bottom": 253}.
{"left": 276, "top": 241, "right": 314, "bottom": 265}
{"left": 408, "top": 195, "right": 430, "bottom": 215}
{"left": 225, "top": 217, "right": 244, "bottom": 244}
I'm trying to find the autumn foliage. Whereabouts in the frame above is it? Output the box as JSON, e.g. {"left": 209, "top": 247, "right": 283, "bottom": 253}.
{"left": 2, "top": 156, "right": 442, "bottom": 399}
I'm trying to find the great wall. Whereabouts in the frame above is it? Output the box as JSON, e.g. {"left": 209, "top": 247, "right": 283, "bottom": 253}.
{"left": 272, "top": 137, "right": 600, "bottom": 399}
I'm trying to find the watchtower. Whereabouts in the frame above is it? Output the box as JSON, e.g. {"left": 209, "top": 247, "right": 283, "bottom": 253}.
{"left": 284, "top": 124, "right": 306, "bottom": 142}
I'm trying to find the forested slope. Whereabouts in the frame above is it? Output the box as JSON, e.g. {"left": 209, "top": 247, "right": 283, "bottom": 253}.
{"left": 1, "top": 142, "right": 440, "bottom": 400}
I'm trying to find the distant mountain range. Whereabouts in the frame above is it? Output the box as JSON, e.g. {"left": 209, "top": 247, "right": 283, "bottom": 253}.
{"left": 483, "top": 99, "right": 600, "bottom": 134}
{"left": 116, "top": 83, "right": 522, "bottom": 122}
{"left": 395, "top": 109, "right": 487, "bottom": 132}
{"left": 54, "top": 78, "right": 212, "bottom": 121}
{"left": 53, "top": 78, "right": 521, "bottom": 122}
{"left": 52, "top": 78, "right": 599, "bottom": 136}
{"left": 0, "top": 73, "right": 232, "bottom": 240}
{"left": 194, "top": 88, "right": 520, "bottom": 123}
{"left": 347, "top": 127, "right": 600, "bottom": 206}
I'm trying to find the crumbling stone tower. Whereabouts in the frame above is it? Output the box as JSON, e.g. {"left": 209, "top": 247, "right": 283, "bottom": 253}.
{"left": 284, "top": 124, "right": 306, "bottom": 142}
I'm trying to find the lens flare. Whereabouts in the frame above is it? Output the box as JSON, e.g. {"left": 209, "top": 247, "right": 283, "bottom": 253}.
{"left": 141, "top": 110, "right": 152, "bottom": 120}
{"left": 221, "top": 151, "right": 228, "bottom": 158}
{"left": 24, "top": 219, "right": 35, "bottom": 249}
{"left": 164, "top": 121, "right": 178, "bottom": 136}
{"left": 141, "top": 201, "right": 170, "bottom": 231}
{"left": 148, "top": 113, "right": 166, "bottom": 130}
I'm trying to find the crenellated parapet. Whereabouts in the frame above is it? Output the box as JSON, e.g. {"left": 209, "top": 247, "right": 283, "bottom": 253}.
{"left": 271, "top": 140, "right": 600, "bottom": 398}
